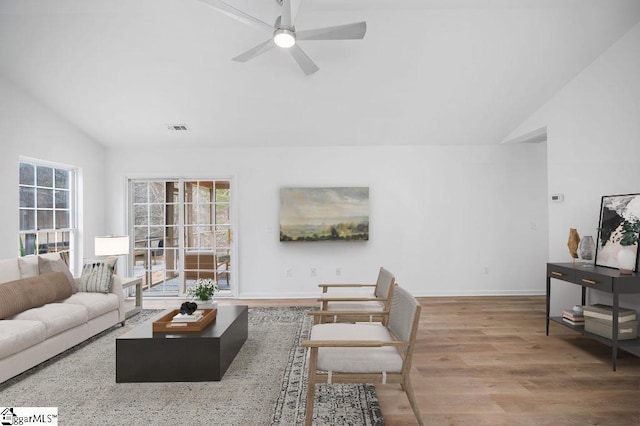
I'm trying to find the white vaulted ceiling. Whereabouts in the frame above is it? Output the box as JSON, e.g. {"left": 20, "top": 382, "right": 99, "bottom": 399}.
{"left": 0, "top": 0, "right": 639, "bottom": 148}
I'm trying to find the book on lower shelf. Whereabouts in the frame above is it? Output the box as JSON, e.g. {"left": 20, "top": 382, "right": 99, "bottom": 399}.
{"left": 562, "top": 317, "right": 584, "bottom": 326}
{"left": 562, "top": 310, "right": 584, "bottom": 323}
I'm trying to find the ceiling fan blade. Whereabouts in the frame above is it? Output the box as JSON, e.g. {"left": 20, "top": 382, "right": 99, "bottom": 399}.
{"left": 281, "top": 0, "right": 293, "bottom": 29}
{"left": 290, "top": 0, "right": 302, "bottom": 26}
{"left": 289, "top": 45, "right": 319, "bottom": 75}
{"left": 232, "top": 39, "right": 275, "bottom": 62}
{"left": 198, "top": 0, "right": 273, "bottom": 32}
{"left": 296, "top": 21, "right": 366, "bottom": 40}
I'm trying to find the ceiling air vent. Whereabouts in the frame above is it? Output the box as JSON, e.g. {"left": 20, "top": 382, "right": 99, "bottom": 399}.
{"left": 167, "top": 124, "right": 190, "bottom": 131}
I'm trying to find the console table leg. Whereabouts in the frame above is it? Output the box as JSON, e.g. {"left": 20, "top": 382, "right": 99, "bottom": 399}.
{"left": 612, "top": 292, "right": 619, "bottom": 371}
{"left": 545, "top": 277, "right": 551, "bottom": 336}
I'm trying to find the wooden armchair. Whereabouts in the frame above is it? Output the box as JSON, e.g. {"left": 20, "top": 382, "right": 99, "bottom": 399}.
{"left": 302, "top": 285, "right": 423, "bottom": 425}
{"left": 316, "top": 267, "right": 395, "bottom": 324}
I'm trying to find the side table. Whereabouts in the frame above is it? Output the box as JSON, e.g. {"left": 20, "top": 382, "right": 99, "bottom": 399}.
{"left": 121, "top": 277, "right": 143, "bottom": 320}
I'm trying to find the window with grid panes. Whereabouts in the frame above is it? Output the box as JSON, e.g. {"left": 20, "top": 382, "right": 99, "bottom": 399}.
{"left": 18, "top": 161, "right": 76, "bottom": 259}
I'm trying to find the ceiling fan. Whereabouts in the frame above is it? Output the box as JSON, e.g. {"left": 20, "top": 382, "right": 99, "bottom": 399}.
{"left": 198, "top": 0, "right": 367, "bottom": 75}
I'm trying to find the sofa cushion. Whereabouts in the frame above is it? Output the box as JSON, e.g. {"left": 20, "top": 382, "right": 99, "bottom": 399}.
{"left": 0, "top": 272, "right": 74, "bottom": 320}
{"left": 17, "top": 255, "right": 39, "bottom": 278}
{"left": 79, "top": 259, "right": 116, "bottom": 293}
{"left": 0, "top": 320, "right": 47, "bottom": 360}
{"left": 63, "top": 292, "right": 119, "bottom": 320}
{"left": 39, "top": 256, "right": 78, "bottom": 293}
{"left": 310, "top": 323, "right": 403, "bottom": 374}
{"left": 10, "top": 303, "right": 88, "bottom": 338}
{"left": 0, "top": 258, "right": 21, "bottom": 284}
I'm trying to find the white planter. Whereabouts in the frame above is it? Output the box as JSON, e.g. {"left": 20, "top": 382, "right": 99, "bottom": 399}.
{"left": 196, "top": 300, "right": 218, "bottom": 309}
{"left": 617, "top": 246, "right": 636, "bottom": 274}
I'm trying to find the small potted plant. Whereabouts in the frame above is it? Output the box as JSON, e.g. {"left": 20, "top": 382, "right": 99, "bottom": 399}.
{"left": 615, "top": 216, "right": 640, "bottom": 274}
{"left": 187, "top": 278, "right": 218, "bottom": 306}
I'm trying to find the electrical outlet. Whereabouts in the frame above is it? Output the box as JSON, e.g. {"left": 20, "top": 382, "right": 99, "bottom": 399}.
{"left": 482, "top": 267, "right": 489, "bottom": 274}
{"left": 310, "top": 268, "right": 317, "bottom": 277}
{"left": 335, "top": 267, "right": 341, "bottom": 276}
{"left": 285, "top": 268, "right": 293, "bottom": 278}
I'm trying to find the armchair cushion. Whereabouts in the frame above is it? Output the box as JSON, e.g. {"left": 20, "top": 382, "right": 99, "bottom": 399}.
{"left": 310, "top": 323, "right": 403, "bottom": 373}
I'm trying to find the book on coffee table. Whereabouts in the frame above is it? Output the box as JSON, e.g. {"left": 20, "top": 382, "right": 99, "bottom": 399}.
{"left": 172, "top": 311, "right": 204, "bottom": 322}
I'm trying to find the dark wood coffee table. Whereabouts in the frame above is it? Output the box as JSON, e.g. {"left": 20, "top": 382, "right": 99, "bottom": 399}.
{"left": 116, "top": 305, "right": 248, "bottom": 382}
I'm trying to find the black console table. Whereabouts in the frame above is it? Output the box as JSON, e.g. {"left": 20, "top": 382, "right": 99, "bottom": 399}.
{"left": 546, "top": 262, "right": 640, "bottom": 371}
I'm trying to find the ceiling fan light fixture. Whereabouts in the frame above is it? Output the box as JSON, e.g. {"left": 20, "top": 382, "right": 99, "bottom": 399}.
{"left": 273, "top": 29, "right": 296, "bottom": 48}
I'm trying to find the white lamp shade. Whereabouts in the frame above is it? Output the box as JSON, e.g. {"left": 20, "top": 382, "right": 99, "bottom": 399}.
{"left": 95, "top": 235, "right": 130, "bottom": 256}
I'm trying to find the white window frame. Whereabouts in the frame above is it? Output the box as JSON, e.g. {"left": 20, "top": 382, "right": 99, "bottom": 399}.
{"left": 18, "top": 157, "right": 79, "bottom": 270}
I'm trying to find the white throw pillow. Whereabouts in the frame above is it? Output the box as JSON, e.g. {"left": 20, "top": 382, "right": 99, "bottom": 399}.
{"left": 0, "top": 258, "right": 20, "bottom": 284}
{"left": 17, "top": 256, "right": 39, "bottom": 278}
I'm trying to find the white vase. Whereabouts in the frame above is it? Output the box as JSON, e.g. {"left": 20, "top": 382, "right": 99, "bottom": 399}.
{"left": 617, "top": 246, "right": 636, "bottom": 274}
{"left": 196, "top": 300, "right": 217, "bottom": 309}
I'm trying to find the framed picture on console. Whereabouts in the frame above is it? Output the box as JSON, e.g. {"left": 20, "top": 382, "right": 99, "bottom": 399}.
{"left": 595, "top": 193, "right": 640, "bottom": 272}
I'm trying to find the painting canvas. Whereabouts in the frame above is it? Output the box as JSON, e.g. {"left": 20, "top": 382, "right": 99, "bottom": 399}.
{"left": 595, "top": 193, "right": 640, "bottom": 271}
{"left": 280, "top": 187, "right": 369, "bottom": 242}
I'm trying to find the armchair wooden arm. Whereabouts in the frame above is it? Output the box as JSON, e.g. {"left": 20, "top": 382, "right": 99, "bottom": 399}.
{"left": 317, "top": 295, "right": 383, "bottom": 302}
{"left": 308, "top": 308, "right": 390, "bottom": 324}
{"left": 318, "top": 283, "right": 376, "bottom": 293}
{"left": 308, "top": 309, "right": 389, "bottom": 317}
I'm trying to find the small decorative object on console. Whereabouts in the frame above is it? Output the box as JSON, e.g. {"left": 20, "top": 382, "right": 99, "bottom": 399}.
{"left": 578, "top": 235, "right": 595, "bottom": 263}
{"left": 567, "top": 228, "right": 580, "bottom": 260}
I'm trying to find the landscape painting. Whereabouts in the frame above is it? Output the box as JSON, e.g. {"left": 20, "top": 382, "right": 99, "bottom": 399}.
{"left": 280, "top": 187, "right": 369, "bottom": 242}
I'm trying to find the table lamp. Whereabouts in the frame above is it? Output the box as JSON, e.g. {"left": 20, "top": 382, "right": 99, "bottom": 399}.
{"left": 95, "top": 235, "right": 130, "bottom": 273}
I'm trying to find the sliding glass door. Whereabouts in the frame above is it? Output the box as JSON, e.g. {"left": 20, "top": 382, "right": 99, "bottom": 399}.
{"left": 130, "top": 179, "right": 233, "bottom": 297}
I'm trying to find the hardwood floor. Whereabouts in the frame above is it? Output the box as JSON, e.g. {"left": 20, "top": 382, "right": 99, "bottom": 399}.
{"left": 139, "top": 296, "right": 640, "bottom": 425}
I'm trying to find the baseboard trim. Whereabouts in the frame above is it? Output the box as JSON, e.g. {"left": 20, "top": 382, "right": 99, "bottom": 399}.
{"left": 237, "top": 290, "right": 546, "bottom": 299}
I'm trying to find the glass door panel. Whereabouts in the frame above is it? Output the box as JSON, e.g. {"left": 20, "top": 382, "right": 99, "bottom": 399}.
{"left": 130, "top": 178, "right": 233, "bottom": 298}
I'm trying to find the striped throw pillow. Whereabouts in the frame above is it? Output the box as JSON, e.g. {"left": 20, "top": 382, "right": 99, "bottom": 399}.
{"left": 79, "top": 258, "right": 116, "bottom": 293}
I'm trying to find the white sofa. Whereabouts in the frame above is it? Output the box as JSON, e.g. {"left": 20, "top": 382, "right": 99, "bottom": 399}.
{"left": 0, "top": 254, "right": 125, "bottom": 384}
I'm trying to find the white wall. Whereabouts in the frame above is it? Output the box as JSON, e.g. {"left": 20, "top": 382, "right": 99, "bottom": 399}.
{"left": 508, "top": 22, "right": 640, "bottom": 313}
{"left": 0, "top": 76, "right": 107, "bottom": 271}
{"left": 106, "top": 143, "right": 548, "bottom": 298}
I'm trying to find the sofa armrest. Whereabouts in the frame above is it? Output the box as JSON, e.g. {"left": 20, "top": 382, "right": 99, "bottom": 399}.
{"left": 111, "top": 275, "right": 126, "bottom": 323}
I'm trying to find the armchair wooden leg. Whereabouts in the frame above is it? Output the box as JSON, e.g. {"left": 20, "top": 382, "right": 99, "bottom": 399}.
{"left": 403, "top": 374, "right": 424, "bottom": 426}
{"left": 305, "top": 347, "right": 318, "bottom": 426}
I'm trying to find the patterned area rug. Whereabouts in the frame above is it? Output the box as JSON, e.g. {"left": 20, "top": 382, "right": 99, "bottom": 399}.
{"left": 0, "top": 307, "right": 382, "bottom": 425}
{"left": 271, "top": 308, "right": 384, "bottom": 426}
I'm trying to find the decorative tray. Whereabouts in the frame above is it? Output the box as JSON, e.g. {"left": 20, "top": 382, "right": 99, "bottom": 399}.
{"left": 152, "top": 308, "right": 217, "bottom": 332}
